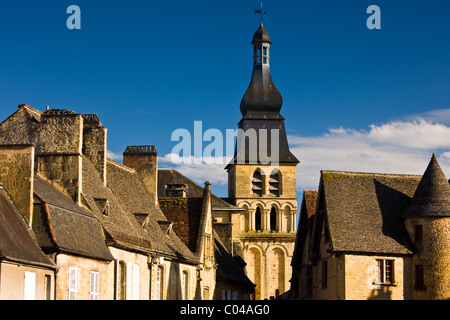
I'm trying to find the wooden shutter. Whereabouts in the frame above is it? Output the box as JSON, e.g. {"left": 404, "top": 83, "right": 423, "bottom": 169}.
{"left": 68, "top": 267, "right": 79, "bottom": 300}
{"left": 90, "top": 271, "right": 100, "bottom": 300}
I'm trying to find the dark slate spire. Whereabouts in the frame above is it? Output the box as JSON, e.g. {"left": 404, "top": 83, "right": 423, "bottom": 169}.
{"left": 226, "top": 23, "right": 299, "bottom": 167}
{"left": 404, "top": 153, "right": 450, "bottom": 218}
{"left": 240, "top": 23, "right": 283, "bottom": 120}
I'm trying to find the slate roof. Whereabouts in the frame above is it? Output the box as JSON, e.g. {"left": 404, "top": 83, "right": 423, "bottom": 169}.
{"left": 214, "top": 234, "right": 255, "bottom": 289}
{"left": 291, "top": 190, "right": 318, "bottom": 270}
{"left": 404, "top": 154, "right": 450, "bottom": 218}
{"left": 0, "top": 185, "right": 56, "bottom": 269}
{"left": 85, "top": 158, "right": 197, "bottom": 262}
{"left": 158, "top": 168, "right": 242, "bottom": 212}
{"left": 318, "top": 170, "right": 422, "bottom": 255}
{"left": 33, "top": 176, "right": 114, "bottom": 261}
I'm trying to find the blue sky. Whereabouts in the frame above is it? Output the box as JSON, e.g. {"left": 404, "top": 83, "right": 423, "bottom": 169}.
{"left": 1, "top": 0, "right": 450, "bottom": 199}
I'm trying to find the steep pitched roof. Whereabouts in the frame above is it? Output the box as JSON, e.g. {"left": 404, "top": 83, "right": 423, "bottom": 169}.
{"left": 291, "top": 190, "right": 318, "bottom": 270}
{"left": 317, "top": 170, "right": 422, "bottom": 255}
{"left": 158, "top": 168, "right": 242, "bottom": 212}
{"left": 404, "top": 154, "right": 450, "bottom": 218}
{"left": 102, "top": 158, "right": 197, "bottom": 262}
{"left": 214, "top": 234, "right": 255, "bottom": 288}
{"left": 33, "top": 176, "right": 114, "bottom": 261}
{"left": 0, "top": 185, "right": 56, "bottom": 269}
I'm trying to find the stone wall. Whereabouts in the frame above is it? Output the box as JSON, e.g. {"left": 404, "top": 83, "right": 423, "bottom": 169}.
{"left": 0, "top": 145, "right": 35, "bottom": 225}
{"left": 405, "top": 217, "right": 450, "bottom": 300}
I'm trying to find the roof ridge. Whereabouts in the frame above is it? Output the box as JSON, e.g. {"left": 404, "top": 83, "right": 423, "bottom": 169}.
{"left": 321, "top": 169, "right": 422, "bottom": 178}
{"left": 106, "top": 157, "right": 136, "bottom": 173}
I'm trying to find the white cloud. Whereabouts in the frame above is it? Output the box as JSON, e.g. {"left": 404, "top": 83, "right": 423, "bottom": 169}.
{"left": 405, "top": 108, "right": 450, "bottom": 125}
{"left": 107, "top": 150, "right": 123, "bottom": 161}
{"left": 160, "top": 118, "right": 450, "bottom": 193}
{"left": 290, "top": 119, "right": 450, "bottom": 190}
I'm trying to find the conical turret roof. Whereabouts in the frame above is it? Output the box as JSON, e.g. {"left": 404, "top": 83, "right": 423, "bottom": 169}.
{"left": 252, "top": 23, "right": 271, "bottom": 44}
{"left": 404, "top": 154, "right": 450, "bottom": 218}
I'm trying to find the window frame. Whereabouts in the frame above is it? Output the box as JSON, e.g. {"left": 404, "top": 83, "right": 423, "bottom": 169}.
{"left": 89, "top": 271, "right": 100, "bottom": 300}
{"left": 375, "top": 259, "right": 395, "bottom": 285}
{"left": 68, "top": 266, "right": 79, "bottom": 300}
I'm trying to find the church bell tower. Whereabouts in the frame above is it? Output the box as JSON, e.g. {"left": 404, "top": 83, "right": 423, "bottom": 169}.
{"left": 226, "top": 23, "right": 299, "bottom": 300}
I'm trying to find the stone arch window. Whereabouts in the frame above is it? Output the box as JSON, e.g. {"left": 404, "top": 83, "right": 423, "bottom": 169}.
{"left": 252, "top": 170, "right": 263, "bottom": 197}
{"left": 270, "top": 207, "right": 277, "bottom": 231}
{"left": 269, "top": 170, "right": 280, "bottom": 197}
{"left": 255, "top": 207, "right": 262, "bottom": 231}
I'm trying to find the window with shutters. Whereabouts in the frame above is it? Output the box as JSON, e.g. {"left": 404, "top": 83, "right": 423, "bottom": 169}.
{"left": 89, "top": 271, "right": 100, "bottom": 300}
{"left": 24, "top": 271, "right": 36, "bottom": 300}
{"left": 68, "top": 266, "right": 79, "bottom": 300}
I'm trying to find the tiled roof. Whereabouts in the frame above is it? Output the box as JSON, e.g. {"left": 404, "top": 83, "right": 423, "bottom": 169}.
{"left": 33, "top": 176, "right": 113, "bottom": 261}
{"left": 0, "top": 185, "right": 56, "bottom": 269}
{"left": 318, "top": 170, "right": 422, "bottom": 255}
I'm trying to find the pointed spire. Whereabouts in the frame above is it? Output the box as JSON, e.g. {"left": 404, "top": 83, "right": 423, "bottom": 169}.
{"left": 405, "top": 153, "right": 450, "bottom": 218}
{"left": 240, "top": 23, "right": 283, "bottom": 119}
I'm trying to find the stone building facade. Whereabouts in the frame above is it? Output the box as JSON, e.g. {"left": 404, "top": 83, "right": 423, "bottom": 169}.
{"left": 0, "top": 104, "right": 213, "bottom": 300}
{"left": 290, "top": 154, "right": 450, "bottom": 300}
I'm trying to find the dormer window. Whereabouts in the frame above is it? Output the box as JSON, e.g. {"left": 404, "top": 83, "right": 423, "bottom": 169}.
{"left": 94, "top": 198, "right": 109, "bottom": 216}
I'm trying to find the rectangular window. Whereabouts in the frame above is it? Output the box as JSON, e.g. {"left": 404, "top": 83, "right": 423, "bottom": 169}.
{"left": 376, "top": 259, "right": 395, "bottom": 284}
{"left": 415, "top": 225, "right": 423, "bottom": 241}
{"left": 68, "top": 266, "right": 79, "bottom": 300}
{"left": 182, "top": 271, "right": 188, "bottom": 300}
{"left": 322, "top": 261, "right": 328, "bottom": 289}
{"left": 89, "top": 271, "right": 100, "bottom": 300}
{"left": 116, "top": 260, "right": 126, "bottom": 300}
{"left": 132, "top": 264, "right": 140, "bottom": 300}
{"left": 24, "top": 271, "right": 36, "bottom": 300}
{"left": 156, "top": 266, "right": 163, "bottom": 300}
{"left": 44, "top": 275, "right": 52, "bottom": 300}
{"left": 385, "top": 260, "right": 394, "bottom": 284}
{"left": 415, "top": 265, "right": 425, "bottom": 290}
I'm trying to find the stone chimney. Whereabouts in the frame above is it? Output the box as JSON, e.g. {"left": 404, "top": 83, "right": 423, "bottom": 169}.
{"left": 36, "top": 109, "right": 83, "bottom": 205}
{"left": 82, "top": 113, "right": 107, "bottom": 185}
{"left": 165, "top": 183, "right": 188, "bottom": 198}
{"left": 0, "top": 144, "right": 35, "bottom": 226}
{"left": 123, "top": 145, "right": 158, "bottom": 203}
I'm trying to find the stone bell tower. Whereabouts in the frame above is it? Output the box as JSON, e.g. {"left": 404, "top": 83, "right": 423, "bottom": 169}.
{"left": 226, "top": 23, "right": 299, "bottom": 300}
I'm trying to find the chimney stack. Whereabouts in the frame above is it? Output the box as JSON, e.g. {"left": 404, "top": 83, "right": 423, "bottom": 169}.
{"left": 123, "top": 145, "right": 158, "bottom": 203}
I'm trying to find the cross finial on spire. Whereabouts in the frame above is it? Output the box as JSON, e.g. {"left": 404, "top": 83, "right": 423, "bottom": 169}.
{"left": 254, "top": 2, "right": 266, "bottom": 23}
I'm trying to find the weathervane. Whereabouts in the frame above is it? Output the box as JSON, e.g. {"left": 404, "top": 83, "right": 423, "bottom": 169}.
{"left": 254, "top": 2, "right": 266, "bottom": 23}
